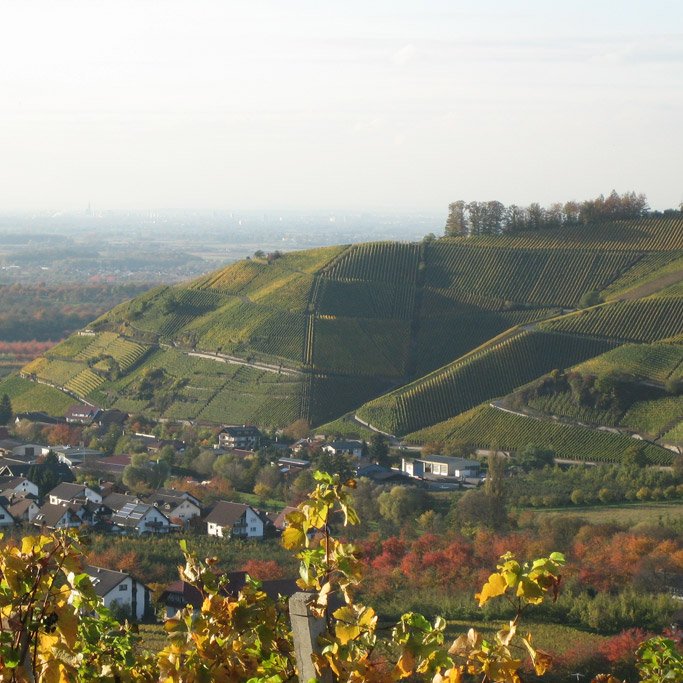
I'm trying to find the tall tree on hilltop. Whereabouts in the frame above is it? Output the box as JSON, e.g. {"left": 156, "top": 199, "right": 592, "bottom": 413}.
{"left": 444, "top": 200, "right": 466, "bottom": 236}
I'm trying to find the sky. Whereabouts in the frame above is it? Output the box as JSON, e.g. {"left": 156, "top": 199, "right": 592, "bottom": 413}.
{"left": 1, "top": 0, "right": 682, "bottom": 212}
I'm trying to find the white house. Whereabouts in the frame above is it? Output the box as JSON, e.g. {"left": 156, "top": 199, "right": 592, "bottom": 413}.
{"left": 146, "top": 489, "right": 201, "bottom": 524}
{"left": 205, "top": 501, "right": 265, "bottom": 540}
{"left": 33, "top": 502, "right": 84, "bottom": 529}
{"left": 0, "top": 498, "right": 15, "bottom": 527}
{"left": 5, "top": 495, "right": 40, "bottom": 523}
{"left": 48, "top": 482, "right": 102, "bottom": 506}
{"left": 111, "top": 502, "right": 171, "bottom": 534}
{"left": 401, "top": 455, "right": 481, "bottom": 480}
{"left": 0, "top": 476, "right": 39, "bottom": 498}
{"left": 85, "top": 565, "right": 151, "bottom": 621}
{"left": 322, "top": 440, "right": 364, "bottom": 458}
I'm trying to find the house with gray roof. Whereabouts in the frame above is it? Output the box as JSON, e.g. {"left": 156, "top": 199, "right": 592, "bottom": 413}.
{"left": 111, "top": 502, "right": 171, "bottom": 534}
{"left": 48, "top": 482, "right": 102, "bottom": 506}
{"left": 205, "top": 501, "right": 265, "bottom": 539}
{"left": 85, "top": 565, "right": 151, "bottom": 621}
{"left": 401, "top": 455, "right": 481, "bottom": 480}
{"left": 33, "top": 502, "right": 84, "bottom": 529}
{"left": 145, "top": 489, "right": 201, "bottom": 525}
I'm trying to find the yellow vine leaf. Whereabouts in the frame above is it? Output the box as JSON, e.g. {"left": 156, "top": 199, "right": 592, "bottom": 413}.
{"left": 394, "top": 650, "right": 416, "bottom": 679}
{"left": 281, "top": 526, "right": 306, "bottom": 550}
{"left": 475, "top": 572, "right": 507, "bottom": 606}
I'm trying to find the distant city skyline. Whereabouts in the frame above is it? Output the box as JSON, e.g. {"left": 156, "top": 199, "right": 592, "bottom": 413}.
{"left": 1, "top": 1, "right": 682, "bottom": 212}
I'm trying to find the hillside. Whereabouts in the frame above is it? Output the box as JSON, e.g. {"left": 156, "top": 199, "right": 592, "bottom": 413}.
{"left": 2, "top": 216, "right": 683, "bottom": 445}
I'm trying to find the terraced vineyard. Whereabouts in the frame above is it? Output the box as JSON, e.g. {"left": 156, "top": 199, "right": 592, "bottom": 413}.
{"left": 356, "top": 331, "right": 616, "bottom": 435}
{"left": 423, "top": 242, "right": 639, "bottom": 307}
{"left": 541, "top": 297, "right": 683, "bottom": 342}
{"left": 3, "top": 214, "right": 683, "bottom": 431}
{"left": 407, "top": 404, "right": 673, "bottom": 465}
{"left": 574, "top": 342, "right": 683, "bottom": 383}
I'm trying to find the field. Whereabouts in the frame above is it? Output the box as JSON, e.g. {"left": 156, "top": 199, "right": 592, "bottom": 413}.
{"left": 530, "top": 500, "right": 683, "bottom": 526}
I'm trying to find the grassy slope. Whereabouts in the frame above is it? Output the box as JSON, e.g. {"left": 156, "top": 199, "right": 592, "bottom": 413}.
{"left": 2, "top": 216, "right": 682, "bottom": 430}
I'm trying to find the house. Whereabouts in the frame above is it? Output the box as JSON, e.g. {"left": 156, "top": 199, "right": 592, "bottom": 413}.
{"left": 401, "top": 455, "right": 481, "bottom": 480}
{"left": 33, "top": 502, "right": 84, "bottom": 529}
{"left": 218, "top": 426, "right": 262, "bottom": 451}
{"left": 355, "top": 464, "right": 407, "bottom": 484}
{"left": 111, "top": 502, "right": 171, "bottom": 534}
{"left": 277, "top": 457, "right": 310, "bottom": 475}
{"left": 272, "top": 506, "right": 298, "bottom": 532}
{"left": 145, "top": 489, "right": 202, "bottom": 524}
{"left": 160, "top": 573, "right": 247, "bottom": 618}
{"left": 48, "top": 482, "right": 102, "bottom": 506}
{"left": 102, "top": 491, "right": 141, "bottom": 513}
{"left": 160, "top": 575, "right": 300, "bottom": 618}
{"left": 0, "top": 443, "right": 47, "bottom": 462}
{"left": 322, "top": 440, "right": 364, "bottom": 458}
{"left": 52, "top": 446, "right": 105, "bottom": 467}
{"left": 205, "top": 501, "right": 265, "bottom": 539}
{"left": 0, "top": 497, "right": 15, "bottom": 527}
{"left": 65, "top": 404, "right": 101, "bottom": 425}
{"left": 4, "top": 494, "right": 40, "bottom": 523}
{"left": 0, "top": 475, "right": 39, "bottom": 498}
{"left": 84, "top": 454, "right": 132, "bottom": 476}
{"left": 85, "top": 565, "right": 151, "bottom": 621}
{"left": 0, "top": 461, "right": 74, "bottom": 483}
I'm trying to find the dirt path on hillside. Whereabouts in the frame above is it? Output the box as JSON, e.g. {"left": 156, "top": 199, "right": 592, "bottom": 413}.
{"left": 616, "top": 269, "right": 683, "bottom": 301}
{"left": 186, "top": 351, "right": 303, "bottom": 377}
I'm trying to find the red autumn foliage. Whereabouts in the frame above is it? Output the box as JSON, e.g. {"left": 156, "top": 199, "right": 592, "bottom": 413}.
{"left": 241, "top": 560, "right": 285, "bottom": 581}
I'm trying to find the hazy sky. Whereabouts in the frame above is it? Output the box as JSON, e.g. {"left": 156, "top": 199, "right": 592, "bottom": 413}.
{"left": 2, "top": 0, "right": 682, "bottom": 212}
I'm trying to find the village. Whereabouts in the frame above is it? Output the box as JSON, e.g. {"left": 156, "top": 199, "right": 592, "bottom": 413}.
{"left": 0, "top": 402, "right": 484, "bottom": 623}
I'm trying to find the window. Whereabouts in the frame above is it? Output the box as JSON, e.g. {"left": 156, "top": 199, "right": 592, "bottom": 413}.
{"left": 0, "top": 514, "right": 5, "bottom": 519}
{"left": 119, "top": 584, "right": 128, "bottom": 591}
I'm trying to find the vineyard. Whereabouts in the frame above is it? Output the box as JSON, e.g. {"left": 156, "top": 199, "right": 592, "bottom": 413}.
{"left": 603, "top": 252, "right": 683, "bottom": 298}
{"left": 663, "top": 421, "right": 683, "bottom": 445}
{"left": 356, "top": 331, "right": 616, "bottom": 435}
{"left": 442, "top": 215, "right": 683, "bottom": 252}
{"left": 406, "top": 404, "right": 674, "bottom": 465}
{"left": 423, "top": 242, "right": 639, "bottom": 307}
{"left": 574, "top": 343, "right": 683, "bottom": 383}
{"left": 621, "top": 396, "right": 683, "bottom": 438}
{"left": 0, "top": 375, "right": 75, "bottom": 415}
{"left": 541, "top": 297, "right": 683, "bottom": 342}
{"left": 526, "top": 392, "right": 623, "bottom": 428}
{"left": 4, "top": 215, "right": 683, "bottom": 429}
{"left": 321, "top": 242, "right": 421, "bottom": 284}
{"left": 413, "top": 307, "right": 561, "bottom": 376}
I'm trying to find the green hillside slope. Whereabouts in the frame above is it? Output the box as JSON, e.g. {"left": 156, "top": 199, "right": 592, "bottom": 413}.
{"left": 2, "top": 215, "right": 683, "bottom": 429}
{"left": 405, "top": 404, "right": 674, "bottom": 465}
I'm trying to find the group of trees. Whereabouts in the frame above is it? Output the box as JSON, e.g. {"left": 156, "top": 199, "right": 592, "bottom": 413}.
{"left": 444, "top": 191, "right": 650, "bottom": 236}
